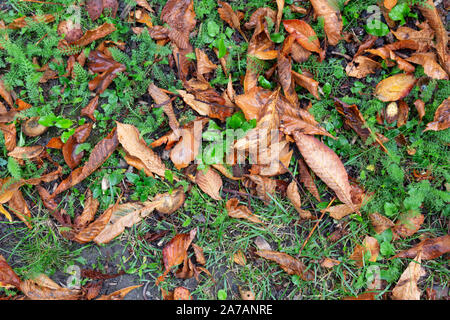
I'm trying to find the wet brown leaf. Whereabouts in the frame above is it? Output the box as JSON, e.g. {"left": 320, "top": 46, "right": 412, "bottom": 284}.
{"left": 423, "top": 97, "right": 449, "bottom": 132}
{"left": 0, "top": 255, "right": 21, "bottom": 289}
{"left": 244, "top": 174, "right": 276, "bottom": 203}
{"left": 192, "top": 243, "right": 206, "bottom": 265}
{"left": 148, "top": 83, "right": 180, "bottom": 133}
{"left": 169, "top": 119, "right": 205, "bottom": 170}
{"left": 413, "top": 99, "right": 425, "bottom": 122}
{"left": 74, "top": 189, "right": 99, "bottom": 229}
{"left": 157, "top": 229, "right": 197, "bottom": 285}
{"left": 81, "top": 96, "right": 99, "bottom": 122}
{"left": 256, "top": 250, "right": 314, "bottom": 281}
{"left": 369, "top": 212, "right": 395, "bottom": 234}
{"left": 320, "top": 257, "right": 341, "bottom": 268}
{"left": 20, "top": 274, "right": 81, "bottom": 300}
{"left": 226, "top": 198, "right": 264, "bottom": 224}
{"left": 195, "top": 167, "right": 222, "bottom": 200}
{"left": 0, "top": 123, "right": 16, "bottom": 151}
{"left": 393, "top": 235, "right": 450, "bottom": 260}
{"left": 7, "top": 189, "right": 32, "bottom": 229}
{"left": 375, "top": 73, "right": 416, "bottom": 102}
{"left": 62, "top": 123, "right": 93, "bottom": 169}
{"left": 235, "top": 86, "right": 271, "bottom": 121}
{"left": 283, "top": 20, "right": 324, "bottom": 60}
{"left": 310, "top": 0, "right": 342, "bottom": 46}
{"left": 384, "top": 0, "right": 397, "bottom": 10}
{"left": 0, "top": 79, "right": 13, "bottom": 107}
{"left": 53, "top": 127, "right": 118, "bottom": 196}
{"left": 291, "top": 70, "right": 320, "bottom": 100}
{"left": 86, "top": 0, "right": 103, "bottom": 21}
{"left": 233, "top": 250, "right": 247, "bottom": 266}
{"left": 72, "top": 23, "right": 116, "bottom": 47}
{"left": 218, "top": 1, "right": 247, "bottom": 42}
{"left": 22, "top": 117, "right": 47, "bottom": 137}
{"left": 296, "top": 158, "right": 320, "bottom": 202}
{"left": 57, "top": 19, "right": 83, "bottom": 44}
{"left": 391, "top": 252, "right": 425, "bottom": 300}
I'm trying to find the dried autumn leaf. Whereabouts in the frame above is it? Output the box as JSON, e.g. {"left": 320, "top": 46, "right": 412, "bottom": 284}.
{"left": 195, "top": 167, "right": 222, "bottom": 200}
{"left": 74, "top": 189, "right": 99, "bottom": 229}
{"left": 0, "top": 255, "right": 21, "bottom": 289}
{"left": 320, "top": 258, "right": 341, "bottom": 268}
{"left": 226, "top": 198, "right": 264, "bottom": 224}
{"left": 173, "top": 287, "right": 192, "bottom": 300}
{"left": 375, "top": 73, "right": 416, "bottom": 102}
{"left": 286, "top": 181, "right": 314, "bottom": 219}
{"left": 148, "top": 83, "right": 180, "bottom": 133}
{"left": 157, "top": 229, "right": 197, "bottom": 285}
{"left": 310, "top": 0, "right": 342, "bottom": 46}
{"left": 116, "top": 122, "right": 166, "bottom": 177}
{"left": 86, "top": 0, "right": 103, "bottom": 21}
{"left": 0, "top": 78, "right": 14, "bottom": 107}
{"left": 7, "top": 189, "right": 32, "bottom": 228}
{"left": 406, "top": 53, "right": 448, "bottom": 80}
{"left": 102, "top": 0, "right": 118, "bottom": 18}
{"left": 293, "top": 132, "right": 355, "bottom": 210}
{"left": 0, "top": 123, "right": 16, "bottom": 151}
{"left": 369, "top": 212, "right": 395, "bottom": 234}
{"left": 391, "top": 252, "right": 425, "bottom": 300}
{"left": 239, "top": 287, "right": 255, "bottom": 300}
{"left": 418, "top": 0, "right": 450, "bottom": 76}
{"left": 346, "top": 56, "right": 381, "bottom": 79}
{"left": 72, "top": 23, "right": 116, "bottom": 47}
{"left": 235, "top": 86, "right": 271, "bottom": 121}
{"left": 169, "top": 120, "right": 204, "bottom": 170}
{"left": 414, "top": 99, "right": 425, "bottom": 122}
{"left": 233, "top": 250, "right": 247, "bottom": 266}
{"left": 291, "top": 70, "right": 320, "bottom": 100}
{"left": 88, "top": 51, "right": 126, "bottom": 94}
{"left": 349, "top": 236, "right": 380, "bottom": 267}
{"left": 218, "top": 1, "right": 247, "bottom": 42}
{"left": 384, "top": 0, "right": 397, "bottom": 10}
{"left": 423, "top": 98, "right": 449, "bottom": 132}
{"left": 392, "top": 213, "right": 425, "bottom": 240}
{"left": 8, "top": 146, "right": 44, "bottom": 160}
{"left": 392, "top": 235, "right": 450, "bottom": 260}
{"left": 53, "top": 127, "right": 118, "bottom": 196}
{"left": 283, "top": 20, "right": 324, "bottom": 60}
{"left": 256, "top": 250, "right": 314, "bottom": 281}
{"left": 278, "top": 53, "right": 298, "bottom": 106}
{"left": 96, "top": 284, "right": 142, "bottom": 300}
{"left": 244, "top": 174, "right": 276, "bottom": 203}
{"left": 195, "top": 48, "right": 217, "bottom": 80}
{"left": 81, "top": 96, "right": 99, "bottom": 122}
{"left": 392, "top": 23, "right": 434, "bottom": 52}
{"left": 342, "top": 292, "right": 377, "bottom": 300}
{"left": 7, "top": 14, "right": 54, "bottom": 30}
{"left": 20, "top": 275, "right": 81, "bottom": 300}
{"left": 178, "top": 90, "right": 234, "bottom": 121}
{"left": 297, "top": 158, "right": 320, "bottom": 201}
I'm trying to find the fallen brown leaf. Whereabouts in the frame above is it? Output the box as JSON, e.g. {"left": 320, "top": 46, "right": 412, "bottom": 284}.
{"left": 391, "top": 252, "right": 425, "bottom": 300}
{"left": 256, "top": 250, "right": 314, "bottom": 281}
{"left": 226, "top": 198, "right": 264, "bottom": 224}
{"left": 423, "top": 97, "right": 449, "bottom": 132}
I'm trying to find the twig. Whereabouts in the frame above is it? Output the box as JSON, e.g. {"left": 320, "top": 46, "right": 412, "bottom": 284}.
{"left": 331, "top": 51, "right": 352, "bottom": 61}
{"left": 222, "top": 188, "right": 260, "bottom": 200}
{"left": 298, "top": 197, "right": 335, "bottom": 256}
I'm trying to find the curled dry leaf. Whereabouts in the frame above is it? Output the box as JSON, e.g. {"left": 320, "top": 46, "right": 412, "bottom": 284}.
{"left": 53, "top": 127, "right": 118, "bottom": 196}
{"left": 173, "top": 287, "right": 192, "bottom": 300}
{"left": 286, "top": 181, "right": 314, "bottom": 220}
{"left": 149, "top": 187, "right": 185, "bottom": 215}
{"left": 256, "top": 250, "right": 314, "bottom": 281}
{"left": 392, "top": 235, "right": 450, "bottom": 260}
{"left": 74, "top": 189, "right": 99, "bottom": 229}
{"left": 96, "top": 284, "right": 142, "bottom": 300}
{"left": 406, "top": 53, "right": 448, "bottom": 80}
{"left": 391, "top": 252, "right": 425, "bottom": 300}
{"left": 192, "top": 243, "right": 206, "bottom": 265}
{"left": 293, "top": 132, "right": 355, "bottom": 211}
{"left": 423, "top": 97, "right": 449, "bottom": 132}
{"left": 349, "top": 236, "right": 380, "bottom": 267}
{"left": 157, "top": 229, "right": 197, "bottom": 285}
{"left": 7, "top": 189, "right": 32, "bottom": 229}
{"left": 310, "top": 0, "right": 342, "bottom": 46}
{"left": 0, "top": 255, "right": 21, "bottom": 289}
{"left": 369, "top": 212, "right": 395, "bottom": 234}
{"left": 244, "top": 174, "right": 276, "bottom": 203}
{"left": 226, "top": 198, "right": 263, "bottom": 224}
{"left": 195, "top": 167, "right": 222, "bottom": 200}
{"left": 62, "top": 123, "right": 93, "bottom": 169}
{"left": 346, "top": 56, "right": 381, "bottom": 78}
{"left": 8, "top": 146, "right": 44, "bottom": 160}
{"left": 0, "top": 78, "right": 14, "bottom": 107}
{"left": 22, "top": 117, "right": 47, "bottom": 137}
{"left": 20, "top": 274, "right": 81, "bottom": 300}
{"left": 178, "top": 90, "right": 234, "bottom": 122}
{"left": 375, "top": 73, "right": 416, "bottom": 102}
{"left": 414, "top": 99, "right": 425, "bottom": 122}
{"left": 116, "top": 122, "right": 166, "bottom": 177}
{"left": 88, "top": 50, "right": 126, "bottom": 94}
{"left": 235, "top": 86, "right": 271, "bottom": 121}
{"left": 291, "top": 70, "right": 320, "bottom": 100}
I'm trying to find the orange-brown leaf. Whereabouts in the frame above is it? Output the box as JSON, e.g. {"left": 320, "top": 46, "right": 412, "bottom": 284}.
{"left": 256, "top": 250, "right": 314, "bottom": 281}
